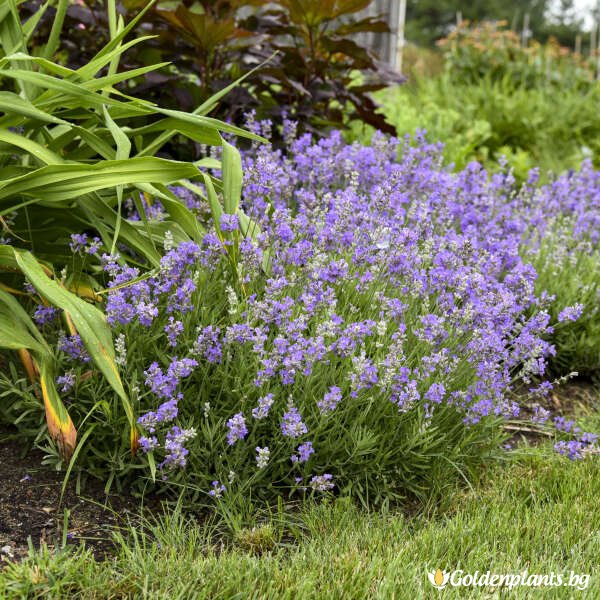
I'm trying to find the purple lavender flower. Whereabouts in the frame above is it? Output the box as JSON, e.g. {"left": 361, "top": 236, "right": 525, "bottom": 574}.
{"left": 208, "top": 480, "right": 226, "bottom": 498}
{"left": 557, "top": 303, "right": 584, "bottom": 323}
{"left": 168, "top": 278, "right": 197, "bottom": 314}
{"left": 281, "top": 407, "right": 308, "bottom": 438}
{"left": 349, "top": 354, "right": 378, "bottom": 395}
{"left": 33, "top": 305, "right": 60, "bottom": 326}
{"left": 70, "top": 233, "right": 88, "bottom": 253}
{"left": 58, "top": 333, "right": 91, "bottom": 363}
{"left": 136, "top": 301, "right": 159, "bottom": 327}
{"left": 317, "top": 387, "right": 342, "bottom": 414}
{"left": 220, "top": 213, "right": 239, "bottom": 232}
{"left": 554, "top": 436, "right": 596, "bottom": 461}
{"left": 156, "top": 398, "right": 179, "bottom": 423}
{"left": 424, "top": 383, "right": 445, "bottom": 405}
{"left": 138, "top": 412, "right": 159, "bottom": 434}
{"left": 170, "top": 357, "right": 197, "bottom": 378}
{"left": 160, "top": 426, "right": 196, "bottom": 469}
{"left": 252, "top": 394, "right": 275, "bottom": 419}
{"left": 144, "top": 362, "right": 171, "bottom": 399}
{"left": 579, "top": 432, "right": 598, "bottom": 444}
{"left": 291, "top": 441, "right": 314, "bottom": 463}
{"left": 138, "top": 436, "right": 158, "bottom": 453}
{"left": 164, "top": 317, "right": 184, "bottom": 347}
{"left": 87, "top": 237, "right": 102, "bottom": 255}
{"left": 255, "top": 446, "right": 270, "bottom": 468}
{"left": 555, "top": 440, "right": 582, "bottom": 460}
{"left": 226, "top": 413, "right": 248, "bottom": 445}
{"left": 309, "top": 474, "right": 334, "bottom": 492}
{"left": 193, "top": 326, "right": 222, "bottom": 364}
{"left": 170, "top": 185, "right": 203, "bottom": 211}
{"left": 23, "top": 281, "right": 36, "bottom": 295}
{"left": 553, "top": 416, "right": 580, "bottom": 434}
{"left": 56, "top": 370, "right": 76, "bottom": 393}
{"left": 529, "top": 381, "right": 553, "bottom": 397}
{"left": 106, "top": 291, "right": 135, "bottom": 326}
{"left": 100, "top": 253, "right": 121, "bottom": 277}
{"left": 69, "top": 233, "right": 103, "bottom": 255}
{"left": 144, "top": 358, "right": 197, "bottom": 400}
{"left": 531, "top": 405, "right": 550, "bottom": 424}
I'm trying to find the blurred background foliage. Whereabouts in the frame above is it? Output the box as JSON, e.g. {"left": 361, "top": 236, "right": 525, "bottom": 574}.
{"left": 16, "top": 1, "right": 600, "bottom": 178}
{"left": 405, "top": 0, "right": 592, "bottom": 50}
{"left": 18, "top": 0, "right": 403, "bottom": 157}
{"left": 351, "top": 18, "right": 600, "bottom": 181}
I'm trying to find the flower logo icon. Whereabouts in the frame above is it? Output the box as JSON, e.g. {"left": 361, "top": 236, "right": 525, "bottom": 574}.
{"left": 428, "top": 568, "right": 450, "bottom": 589}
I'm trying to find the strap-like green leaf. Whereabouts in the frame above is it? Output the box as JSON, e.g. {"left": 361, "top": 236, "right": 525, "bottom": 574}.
{"left": 84, "top": 0, "right": 156, "bottom": 76}
{"left": 0, "top": 91, "right": 68, "bottom": 125}
{"left": 200, "top": 173, "right": 223, "bottom": 233}
{"left": 103, "top": 106, "right": 131, "bottom": 254}
{"left": 42, "top": 0, "right": 68, "bottom": 60}
{"left": 0, "top": 69, "right": 151, "bottom": 114}
{"left": 0, "top": 317, "right": 45, "bottom": 353}
{"left": 0, "top": 129, "right": 64, "bottom": 165}
{"left": 136, "top": 183, "right": 205, "bottom": 242}
{"left": 10, "top": 248, "right": 136, "bottom": 442}
{"left": 5, "top": 51, "right": 76, "bottom": 78}
{"left": 193, "top": 53, "right": 278, "bottom": 116}
{"left": 0, "top": 244, "right": 21, "bottom": 270}
{"left": 77, "top": 35, "right": 157, "bottom": 82}
{"left": 21, "top": 0, "right": 52, "bottom": 45}
{"left": 87, "top": 62, "right": 170, "bottom": 92}
{"left": 127, "top": 117, "right": 222, "bottom": 146}
{"left": 0, "top": 283, "right": 75, "bottom": 460}
{"left": 221, "top": 138, "right": 243, "bottom": 215}
{"left": 0, "top": 157, "right": 200, "bottom": 207}
{"left": 0, "top": 0, "right": 37, "bottom": 98}
{"left": 0, "top": 287, "right": 48, "bottom": 348}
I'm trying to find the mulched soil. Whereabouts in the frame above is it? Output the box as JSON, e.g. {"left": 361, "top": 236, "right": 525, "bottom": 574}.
{"left": 0, "top": 425, "right": 157, "bottom": 565}
{"left": 503, "top": 378, "right": 600, "bottom": 446}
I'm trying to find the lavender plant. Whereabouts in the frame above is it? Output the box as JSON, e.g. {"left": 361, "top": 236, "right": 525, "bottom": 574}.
{"left": 520, "top": 166, "right": 600, "bottom": 376}
{"left": 3, "top": 125, "right": 599, "bottom": 506}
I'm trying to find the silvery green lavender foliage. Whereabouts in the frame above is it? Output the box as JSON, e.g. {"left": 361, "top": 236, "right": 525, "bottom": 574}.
{"left": 37, "top": 125, "right": 599, "bottom": 503}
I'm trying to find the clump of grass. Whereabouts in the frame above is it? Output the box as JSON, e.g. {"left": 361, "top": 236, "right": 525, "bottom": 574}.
{"left": 234, "top": 524, "right": 277, "bottom": 555}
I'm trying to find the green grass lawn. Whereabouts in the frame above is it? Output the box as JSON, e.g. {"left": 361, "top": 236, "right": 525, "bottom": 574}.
{"left": 2, "top": 426, "right": 600, "bottom": 600}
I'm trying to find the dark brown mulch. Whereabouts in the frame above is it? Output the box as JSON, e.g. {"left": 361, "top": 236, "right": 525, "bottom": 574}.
{"left": 0, "top": 425, "right": 157, "bottom": 565}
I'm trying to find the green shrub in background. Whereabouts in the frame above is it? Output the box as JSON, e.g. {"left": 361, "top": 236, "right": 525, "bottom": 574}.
{"left": 438, "top": 20, "right": 598, "bottom": 91}
{"left": 352, "top": 74, "right": 600, "bottom": 181}
{"left": 347, "top": 20, "right": 600, "bottom": 180}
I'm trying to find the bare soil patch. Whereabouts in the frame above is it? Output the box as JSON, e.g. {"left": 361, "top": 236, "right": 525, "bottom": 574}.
{"left": 0, "top": 426, "right": 154, "bottom": 564}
